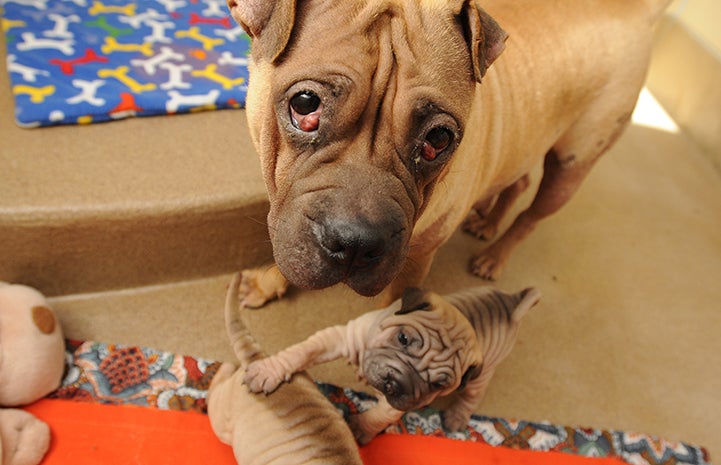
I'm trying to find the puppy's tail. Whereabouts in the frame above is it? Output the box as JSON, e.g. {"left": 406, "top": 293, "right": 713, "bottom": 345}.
{"left": 224, "top": 273, "right": 265, "bottom": 367}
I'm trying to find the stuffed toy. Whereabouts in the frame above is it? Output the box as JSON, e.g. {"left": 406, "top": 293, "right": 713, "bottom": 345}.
{"left": 0, "top": 282, "right": 65, "bottom": 465}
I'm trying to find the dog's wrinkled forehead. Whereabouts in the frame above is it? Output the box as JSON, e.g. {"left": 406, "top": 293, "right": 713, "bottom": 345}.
{"left": 233, "top": 0, "right": 506, "bottom": 190}
{"left": 253, "top": 1, "right": 475, "bottom": 135}
{"left": 381, "top": 289, "right": 478, "bottom": 354}
{"left": 367, "top": 296, "right": 481, "bottom": 394}
{"left": 241, "top": 0, "right": 485, "bottom": 205}
{"left": 232, "top": 0, "right": 506, "bottom": 149}
{"left": 272, "top": 0, "right": 476, "bottom": 107}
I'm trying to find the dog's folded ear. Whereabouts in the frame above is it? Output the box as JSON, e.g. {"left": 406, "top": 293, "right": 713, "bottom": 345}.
{"left": 227, "top": 0, "right": 296, "bottom": 62}
{"left": 461, "top": 0, "right": 508, "bottom": 82}
{"left": 396, "top": 287, "right": 431, "bottom": 315}
{"left": 459, "top": 363, "right": 483, "bottom": 390}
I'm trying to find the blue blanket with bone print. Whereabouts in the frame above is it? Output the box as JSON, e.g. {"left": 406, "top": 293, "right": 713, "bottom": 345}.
{"left": 1, "top": 0, "right": 249, "bottom": 127}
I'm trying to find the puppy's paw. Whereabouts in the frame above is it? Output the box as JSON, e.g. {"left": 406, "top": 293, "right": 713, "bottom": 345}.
{"left": 442, "top": 408, "right": 471, "bottom": 432}
{"left": 461, "top": 210, "right": 494, "bottom": 240}
{"left": 238, "top": 267, "right": 288, "bottom": 308}
{"left": 0, "top": 409, "right": 50, "bottom": 465}
{"left": 243, "top": 359, "right": 286, "bottom": 394}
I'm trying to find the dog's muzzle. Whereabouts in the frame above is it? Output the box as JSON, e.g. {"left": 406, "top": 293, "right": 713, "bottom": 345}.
{"left": 269, "top": 165, "right": 413, "bottom": 296}
{"left": 276, "top": 210, "right": 408, "bottom": 296}
{"left": 362, "top": 351, "right": 427, "bottom": 411}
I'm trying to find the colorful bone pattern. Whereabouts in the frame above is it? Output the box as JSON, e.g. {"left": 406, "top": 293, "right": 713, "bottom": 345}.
{"left": 2, "top": 0, "right": 250, "bottom": 127}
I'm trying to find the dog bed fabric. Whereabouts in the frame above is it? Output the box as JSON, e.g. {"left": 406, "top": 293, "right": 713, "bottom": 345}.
{"left": 1, "top": 0, "right": 249, "bottom": 127}
{"left": 25, "top": 399, "right": 630, "bottom": 465}
{"left": 26, "top": 339, "right": 710, "bottom": 465}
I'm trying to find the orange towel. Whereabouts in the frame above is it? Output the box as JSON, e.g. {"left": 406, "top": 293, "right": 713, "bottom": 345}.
{"left": 26, "top": 399, "right": 235, "bottom": 464}
{"left": 26, "top": 399, "right": 627, "bottom": 465}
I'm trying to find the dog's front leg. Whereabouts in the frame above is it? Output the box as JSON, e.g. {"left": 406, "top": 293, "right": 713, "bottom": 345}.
{"left": 471, "top": 143, "right": 603, "bottom": 280}
{"left": 347, "top": 396, "right": 403, "bottom": 445}
{"left": 442, "top": 369, "right": 494, "bottom": 431}
{"left": 244, "top": 325, "right": 350, "bottom": 393}
{"left": 463, "top": 174, "right": 531, "bottom": 241}
{"left": 236, "top": 265, "right": 289, "bottom": 308}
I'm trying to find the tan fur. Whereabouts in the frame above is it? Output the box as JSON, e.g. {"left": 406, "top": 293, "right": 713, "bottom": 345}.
{"left": 207, "top": 274, "right": 362, "bottom": 464}
{"left": 228, "top": 0, "right": 672, "bottom": 306}
{"left": 243, "top": 286, "right": 540, "bottom": 443}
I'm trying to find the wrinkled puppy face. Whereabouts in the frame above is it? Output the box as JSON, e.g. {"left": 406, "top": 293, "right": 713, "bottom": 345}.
{"left": 361, "top": 288, "right": 483, "bottom": 411}
{"left": 230, "top": 0, "right": 505, "bottom": 296}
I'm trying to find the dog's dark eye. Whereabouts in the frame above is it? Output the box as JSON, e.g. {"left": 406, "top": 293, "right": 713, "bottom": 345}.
{"left": 398, "top": 331, "right": 409, "bottom": 347}
{"left": 289, "top": 91, "right": 322, "bottom": 132}
{"left": 421, "top": 127, "right": 453, "bottom": 161}
{"left": 290, "top": 91, "right": 320, "bottom": 115}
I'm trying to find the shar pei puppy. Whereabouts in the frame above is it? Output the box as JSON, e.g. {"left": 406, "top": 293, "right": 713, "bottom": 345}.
{"left": 244, "top": 285, "right": 541, "bottom": 444}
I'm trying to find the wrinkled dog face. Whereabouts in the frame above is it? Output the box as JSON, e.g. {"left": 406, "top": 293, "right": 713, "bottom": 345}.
{"left": 361, "top": 289, "right": 483, "bottom": 410}
{"left": 230, "top": 0, "right": 504, "bottom": 296}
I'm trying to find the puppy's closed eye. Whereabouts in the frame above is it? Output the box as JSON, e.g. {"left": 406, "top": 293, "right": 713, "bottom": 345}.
{"left": 430, "top": 376, "right": 449, "bottom": 390}
{"left": 397, "top": 330, "right": 409, "bottom": 346}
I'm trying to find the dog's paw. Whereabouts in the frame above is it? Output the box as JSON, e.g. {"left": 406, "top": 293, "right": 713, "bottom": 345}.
{"left": 461, "top": 210, "right": 496, "bottom": 241}
{"left": 442, "top": 408, "right": 471, "bottom": 432}
{"left": 238, "top": 267, "right": 288, "bottom": 308}
{"left": 469, "top": 251, "right": 504, "bottom": 281}
{"left": 243, "top": 359, "right": 286, "bottom": 394}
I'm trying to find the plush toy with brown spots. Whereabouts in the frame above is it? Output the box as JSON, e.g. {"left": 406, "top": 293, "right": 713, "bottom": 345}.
{"left": 0, "top": 282, "right": 65, "bottom": 465}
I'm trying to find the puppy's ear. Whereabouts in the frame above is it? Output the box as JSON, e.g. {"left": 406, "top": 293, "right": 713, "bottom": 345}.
{"left": 395, "top": 287, "right": 431, "bottom": 315}
{"left": 461, "top": 0, "right": 508, "bottom": 82}
{"left": 227, "top": 0, "right": 296, "bottom": 62}
{"left": 459, "top": 363, "right": 483, "bottom": 390}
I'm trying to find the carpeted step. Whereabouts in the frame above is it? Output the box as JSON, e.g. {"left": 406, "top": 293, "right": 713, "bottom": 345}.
{"left": 0, "top": 68, "right": 271, "bottom": 296}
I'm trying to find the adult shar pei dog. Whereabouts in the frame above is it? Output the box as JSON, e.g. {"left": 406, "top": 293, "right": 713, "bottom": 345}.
{"left": 227, "top": 0, "right": 672, "bottom": 306}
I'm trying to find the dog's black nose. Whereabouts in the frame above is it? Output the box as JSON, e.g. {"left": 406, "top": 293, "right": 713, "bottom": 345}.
{"left": 382, "top": 377, "right": 401, "bottom": 397}
{"left": 317, "top": 218, "right": 387, "bottom": 270}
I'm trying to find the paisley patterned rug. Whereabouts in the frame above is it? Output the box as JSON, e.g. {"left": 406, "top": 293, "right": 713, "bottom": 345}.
{"left": 46, "top": 339, "right": 711, "bottom": 465}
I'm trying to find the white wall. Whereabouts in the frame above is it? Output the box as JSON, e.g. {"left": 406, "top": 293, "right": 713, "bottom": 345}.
{"left": 668, "top": 0, "right": 721, "bottom": 55}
